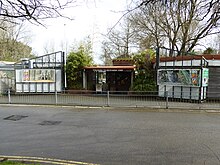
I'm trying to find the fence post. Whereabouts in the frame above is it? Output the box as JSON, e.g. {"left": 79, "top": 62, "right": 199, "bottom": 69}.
{"left": 8, "top": 88, "right": 11, "bottom": 104}
{"left": 165, "top": 91, "right": 168, "bottom": 109}
{"left": 55, "top": 91, "right": 58, "bottom": 105}
{"left": 107, "top": 91, "right": 110, "bottom": 106}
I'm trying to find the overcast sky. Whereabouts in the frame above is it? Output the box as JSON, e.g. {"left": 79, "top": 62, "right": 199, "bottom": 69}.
{"left": 28, "top": 0, "right": 129, "bottom": 64}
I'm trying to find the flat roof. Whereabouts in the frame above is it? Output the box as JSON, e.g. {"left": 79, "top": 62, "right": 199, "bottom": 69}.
{"left": 0, "top": 61, "right": 15, "bottom": 65}
{"left": 84, "top": 65, "right": 136, "bottom": 70}
{"left": 152, "top": 54, "right": 220, "bottom": 63}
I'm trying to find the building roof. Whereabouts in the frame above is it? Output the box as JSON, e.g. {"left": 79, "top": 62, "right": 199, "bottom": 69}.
{"left": 84, "top": 65, "right": 136, "bottom": 70}
{"left": 152, "top": 54, "right": 220, "bottom": 63}
{"left": 0, "top": 61, "right": 15, "bottom": 65}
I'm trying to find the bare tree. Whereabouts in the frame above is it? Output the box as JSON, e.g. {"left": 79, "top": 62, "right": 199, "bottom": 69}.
{"left": 137, "top": 0, "right": 220, "bottom": 15}
{"left": 217, "top": 34, "right": 220, "bottom": 54}
{"left": 100, "top": 41, "right": 114, "bottom": 65}
{"left": 101, "top": 17, "right": 136, "bottom": 64}
{"left": 211, "top": 34, "right": 220, "bottom": 54}
{"left": 0, "top": 19, "right": 33, "bottom": 61}
{"left": 128, "top": 0, "right": 220, "bottom": 54}
{"left": 129, "top": 2, "right": 165, "bottom": 50}
{"left": 0, "top": 0, "right": 77, "bottom": 24}
{"left": 0, "top": 0, "right": 86, "bottom": 60}
{"left": 43, "top": 40, "right": 56, "bottom": 54}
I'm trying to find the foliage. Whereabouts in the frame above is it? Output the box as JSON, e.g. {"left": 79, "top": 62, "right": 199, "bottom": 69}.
{"left": 0, "top": 20, "right": 33, "bottom": 61}
{"left": 71, "top": 36, "right": 93, "bottom": 56}
{"left": 203, "top": 47, "right": 215, "bottom": 54}
{"left": 66, "top": 43, "right": 93, "bottom": 89}
{"left": 132, "top": 70, "right": 156, "bottom": 91}
{"left": 133, "top": 49, "right": 155, "bottom": 69}
{"left": 132, "top": 49, "right": 156, "bottom": 91}
{"left": 0, "top": 39, "right": 33, "bottom": 61}
{"left": 0, "top": 161, "right": 40, "bottom": 165}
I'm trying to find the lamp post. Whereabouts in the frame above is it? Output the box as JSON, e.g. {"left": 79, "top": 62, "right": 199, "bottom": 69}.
{"left": 155, "top": 47, "right": 160, "bottom": 92}
{"left": 63, "top": 23, "right": 67, "bottom": 89}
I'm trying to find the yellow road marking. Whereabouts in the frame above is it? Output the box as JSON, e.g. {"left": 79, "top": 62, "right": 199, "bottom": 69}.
{"left": 0, "top": 155, "right": 99, "bottom": 165}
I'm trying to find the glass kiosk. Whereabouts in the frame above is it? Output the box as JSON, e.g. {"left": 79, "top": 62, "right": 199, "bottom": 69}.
{"left": 15, "top": 51, "right": 65, "bottom": 93}
{"left": 156, "top": 47, "right": 209, "bottom": 102}
{"left": 158, "top": 68, "right": 209, "bottom": 101}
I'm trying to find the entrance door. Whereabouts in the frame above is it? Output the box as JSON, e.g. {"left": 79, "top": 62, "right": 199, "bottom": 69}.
{"left": 106, "top": 71, "right": 131, "bottom": 91}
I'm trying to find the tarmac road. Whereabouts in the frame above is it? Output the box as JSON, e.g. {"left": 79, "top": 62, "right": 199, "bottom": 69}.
{"left": 1, "top": 105, "right": 220, "bottom": 165}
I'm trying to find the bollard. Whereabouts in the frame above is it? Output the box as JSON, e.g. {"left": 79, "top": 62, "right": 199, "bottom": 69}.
{"left": 165, "top": 91, "right": 168, "bottom": 109}
{"left": 107, "top": 91, "right": 110, "bottom": 106}
{"left": 55, "top": 91, "right": 58, "bottom": 105}
{"left": 8, "top": 88, "right": 11, "bottom": 104}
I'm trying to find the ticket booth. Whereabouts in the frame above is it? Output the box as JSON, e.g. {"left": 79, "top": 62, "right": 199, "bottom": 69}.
{"left": 83, "top": 66, "right": 135, "bottom": 92}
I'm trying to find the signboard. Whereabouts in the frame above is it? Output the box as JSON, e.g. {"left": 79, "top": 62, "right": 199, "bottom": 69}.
{"left": 93, "top": 69, "right": 124, "bottom": 72}
{"left": 202, "top": 68, "right": 209, "bottom": 86}
{"left": 22, "top": 69, "right": 55, "bottom": 82}
{"left": 158, "top": 69, "right": 200, "bottom": 87}
{"left": 96, "top": 84, "right": 102, "bottom": 92}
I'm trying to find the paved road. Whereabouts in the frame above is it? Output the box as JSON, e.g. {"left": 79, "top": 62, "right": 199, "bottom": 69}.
{"left": 1, "top": 105, "right": 220, "bottom": 165}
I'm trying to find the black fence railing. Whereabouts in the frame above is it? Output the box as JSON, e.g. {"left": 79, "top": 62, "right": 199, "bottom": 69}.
{"left": 0, "top": 90, "right": 220, "bottom": 110}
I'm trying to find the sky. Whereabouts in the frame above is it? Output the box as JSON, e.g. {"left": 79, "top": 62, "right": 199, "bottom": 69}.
{"left": 28, "top": 0, "right": 129, "bottom": 64}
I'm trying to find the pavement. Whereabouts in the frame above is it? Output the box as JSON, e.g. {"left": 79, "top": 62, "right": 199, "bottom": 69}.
{"left": 1, "top": 105, "right": 220, "bottom": 164}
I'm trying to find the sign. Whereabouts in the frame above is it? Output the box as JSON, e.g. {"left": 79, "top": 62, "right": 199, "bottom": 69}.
{"left": 22, "top": 69, "right": 55, "bottom": 82}
{"left": 93, "top": 69, "right": 124, "bottom": 72}
{"left": 158, "top": 69, "right": 200, "bottom": 87}
{"left": 202, "top": 68, "right": 209, "bottom": 86}
{"left": 96, "top": 84, "right": 102, "bottom": 92}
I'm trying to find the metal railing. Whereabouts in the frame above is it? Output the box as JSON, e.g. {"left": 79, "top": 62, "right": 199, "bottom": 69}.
{"left": 1, "top": 89, "right": 220, "bottom": 110}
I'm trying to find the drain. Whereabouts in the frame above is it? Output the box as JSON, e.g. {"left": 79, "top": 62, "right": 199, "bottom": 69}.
{"left": 4, "top": 115, "right": 28, "bottom": 121}
{"left": 39, "top": 121, "right": 62, "bottom": 126}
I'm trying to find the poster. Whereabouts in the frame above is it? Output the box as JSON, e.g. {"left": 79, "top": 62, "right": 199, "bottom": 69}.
{"left": 158, "top": 69, "right": 200, "bottom": 86}
{"left": 23, "top": 70, "right": 30, "bottom": 81}
{"left": 202, "top": 68, "right": 209, "bottom": 86}
{"left": 22, "top": 69, "right": 55, "bottom": 82}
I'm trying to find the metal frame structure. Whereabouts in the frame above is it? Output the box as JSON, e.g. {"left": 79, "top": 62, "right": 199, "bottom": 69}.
{"left": 14, "top": 51, "right": 65, "bottom": 93}
{"left": 155, "top": 47, "right": 209, "bottom": 102}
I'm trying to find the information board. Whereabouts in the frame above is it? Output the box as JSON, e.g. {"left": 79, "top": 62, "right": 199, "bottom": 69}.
{"left": 157, "top": 69, "right": 201, "bottom": 86}
{"left": 202, "top": 68, "right": 209, "bottom": 87}
{"left": 22, "top": 69, "right": 55, "bottom": 82}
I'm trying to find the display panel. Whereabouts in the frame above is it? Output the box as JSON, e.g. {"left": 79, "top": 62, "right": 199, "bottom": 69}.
{"left": 202, "top": 68, "right": 209, "bottom": 87}
{"left": 22, "top": 69, "right": 55, "bottom": 82}
{"left": 158, "top": 69, "right": 201, "bottom": 86}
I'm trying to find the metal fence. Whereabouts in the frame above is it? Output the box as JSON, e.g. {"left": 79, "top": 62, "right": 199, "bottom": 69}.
{"left": 1, "top": 90, "right": 220, "bottom": 110}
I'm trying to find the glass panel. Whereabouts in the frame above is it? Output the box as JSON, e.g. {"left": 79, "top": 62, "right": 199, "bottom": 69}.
{"left": 22, "top": 69, "right": 55, "bottom": 82}
{"left": 158, "top": 69, "right": 201, "bottom": 87}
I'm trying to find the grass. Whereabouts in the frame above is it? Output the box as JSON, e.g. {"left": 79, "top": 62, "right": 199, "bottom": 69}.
{"left": 0, "top": 161, "right": 40, "bottom": 165}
